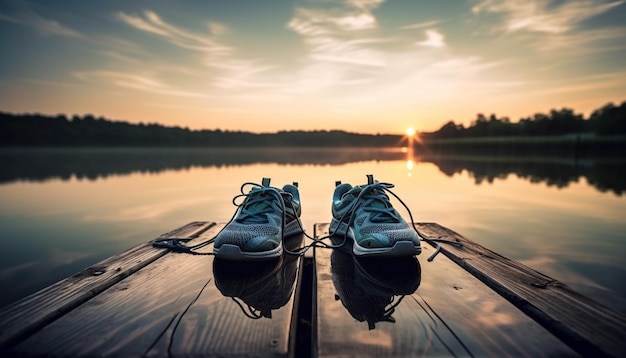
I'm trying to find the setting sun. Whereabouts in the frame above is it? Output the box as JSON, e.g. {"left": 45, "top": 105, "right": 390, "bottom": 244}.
{"left": 406, "top": 128, "right": 416, "bottom": 137}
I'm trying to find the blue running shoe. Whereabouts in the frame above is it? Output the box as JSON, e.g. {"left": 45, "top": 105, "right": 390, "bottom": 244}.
{"left": 213, "top": 178, "right": 303, "bottom": 261}
{"left": 330, "top": 174, "right": 422, "bottom": 257}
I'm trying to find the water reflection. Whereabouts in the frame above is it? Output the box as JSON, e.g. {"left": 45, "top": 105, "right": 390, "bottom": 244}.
{"left": 0, "top": 148, "right": 405, "bottom": 183}
{"left": 212, "top": 235, "right": 303, "bottom": 319}
{"left": 423, "top": 155, "right": 625, "bottom": 196}
{"left": 330, "top": 250, "right": 421, "bottom": 330}
{"left": 1, "top": 148, "right": 623, "bottom": 195}
{"left": 402, "top": 145, "right": 415, "bottom": 177}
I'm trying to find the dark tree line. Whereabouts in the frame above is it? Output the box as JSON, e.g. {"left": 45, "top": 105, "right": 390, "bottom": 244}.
{"left": 0, "top": 100, "right": 624, "bottom": 147}
{"left": 423, "top": 101, "right": 626, "bottom": 139}
{"left": 0, "top": 113, "right": 400, "bottom": 147}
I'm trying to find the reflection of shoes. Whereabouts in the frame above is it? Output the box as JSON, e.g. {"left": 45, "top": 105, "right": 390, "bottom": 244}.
{"left": 330, "top": 174, "right": 421, "bottom": 257}
{"left": 331, "top": 249, "right": 421, "bottom": 329}
{"left": 213, "top": 253, "right": 299, "bottom": 319}
{"left": 214, "top": 178, "right": 303, "bottom": 260}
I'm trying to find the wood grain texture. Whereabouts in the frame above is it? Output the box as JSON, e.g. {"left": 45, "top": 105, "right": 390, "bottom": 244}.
{"left": 314, "top": 223, "right": 579, "bottom": 357}
{"left": 0, "top": 221, "right": 213, "bottom": 349}
{"left": 416, "top": 222, "right": 626, "bottom": 358}
{"left": 9, "top": 225, "right": 305, "bottom": 357}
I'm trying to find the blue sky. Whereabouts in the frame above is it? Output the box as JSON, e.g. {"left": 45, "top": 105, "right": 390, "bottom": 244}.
{"left": 1, "top": 0, "right": 625, "bottom": 133}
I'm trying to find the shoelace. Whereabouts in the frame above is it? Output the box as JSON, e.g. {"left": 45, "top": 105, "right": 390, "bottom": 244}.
{"left": 152, "top": 181, "right": 289, "bottom": 254}
{"left": 152, "top": 180, "right": 462, "bottom": 261}
{"left": 327, "top": 180, "right": 463, "bottom": 261}
{"left": 152, "top": 181, "right": 312, "bottom": 255}
{"left": 230, "top": 297, "right": 269, "bottom": 319}
{"left": 232, "top": 186, "right": 284, "bottom": 224}
{"left": 341, "top": 182, "right": 401, "bottom": 224}
{"left": 383, "top": 295, "right": 405, "bottom": 319}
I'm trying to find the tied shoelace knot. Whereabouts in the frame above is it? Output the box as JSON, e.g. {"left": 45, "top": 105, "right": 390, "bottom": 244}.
{"left": 232, "top": 186, "right": 286, "bottom": 225}
{"left": 341, "top": 182, "right": 401, "bottom": 224}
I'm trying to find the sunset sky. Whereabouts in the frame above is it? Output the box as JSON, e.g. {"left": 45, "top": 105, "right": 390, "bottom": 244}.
{"left": 1, "top": 0, "right": 625, "bottom": 134}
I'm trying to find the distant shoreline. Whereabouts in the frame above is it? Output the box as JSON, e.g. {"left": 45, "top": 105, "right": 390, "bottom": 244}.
{"left": 1, "top": 133, "right": 625, "bottom": 152}
{"left": 2, "top": 100, "right": 625, "bottom": 151}
{"left": 1, "top": 135, "right": 625, "bottom": 159}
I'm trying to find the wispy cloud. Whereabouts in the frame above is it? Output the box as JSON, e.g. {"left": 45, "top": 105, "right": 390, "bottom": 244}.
{"left": 2, "top": 2, "right": 508, "bottom": 126}
{"left": 286, "top": 0, "right": 389, "bottom": 91}
{"left": 528, "top": 70, "right": 626, "bottom": 96}
{"left": 116, "top": 10, "right": 231, "bottom": 54}
{"left": 280, "top": 0, "right": 508, "bottom": 103}
{"left": 29, "top": 13, "right": 83, "bottom": 37}
{"left": 334, "top": 12, "right": 377, "bottom": 30}
{"left": 417, "top": 29, "right": 446, "bottom": 48}
{"left": 209, "top": 59, "right": 280, "bottom": 89}
{"left": 400, "top": 20, "right": 442, "bottom": 30}
{"left": 207, "top": 21, "right": 227, "bottom": 35}
{"left": 346, "top": 0, "right": 385, "bottom": 9}
{"left": 114, "top": 10, "right": 276, "bottom": 93}
{"left": 94, "top": 36, "right": 145, "bottom": 54}
{"left": 97, "top": 50, "right": 142, "bottom": 64}
{"left": 74, "top": 70, "right": 212, "bottom": 99}
{"left": 472, "top": 0, "right": 625, "bottom": 34}
{"left": 106, "top": 2, "right": 405, "bottom": 97}
{"left": 0, "top": 11, "right": 83, "bottom": 37}
{"left": 0, "top": 12, "right": 21, "bottom": 24}
{"left": 471, "top": 0, "right": 626, "bottom": 56}
{"left": 533, "top": 26, "right": 626, "bottom": 53}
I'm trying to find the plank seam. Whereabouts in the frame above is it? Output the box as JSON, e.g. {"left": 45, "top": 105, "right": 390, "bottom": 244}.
{"left": 429, "top": 240, "right": 614, "bottom": 358}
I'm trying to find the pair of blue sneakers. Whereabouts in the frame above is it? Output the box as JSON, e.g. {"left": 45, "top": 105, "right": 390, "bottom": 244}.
{"left": 213, "top": 175, "right": 422, "bottom": 261}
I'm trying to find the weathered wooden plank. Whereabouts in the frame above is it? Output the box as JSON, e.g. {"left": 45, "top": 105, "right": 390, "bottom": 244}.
{"left": 314, "top": 223, "right": 579, "bottom": 357}
{"left": 9, "top": 226, "right": 305, "bottom": 357}
{"left": 0, "top": 221, "right": 214, "bottom": 349}
{"left": 416, "top": 222, "right": 626, "bottom": 358}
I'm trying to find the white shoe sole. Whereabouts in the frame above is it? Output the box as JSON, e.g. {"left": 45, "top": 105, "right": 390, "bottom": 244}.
{"left": 214, "top": 218, "right": 303, "bottom": 261}
{"left": 330, "top": 218, "right": 421, "bottom": 257}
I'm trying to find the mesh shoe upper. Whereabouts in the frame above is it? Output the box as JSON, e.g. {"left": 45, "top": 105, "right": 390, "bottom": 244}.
{"left": 331, "top": 175, "right": 421, "bottom": 255}
{"left": 214, "top": 178, "right": 302, "bottom": 259}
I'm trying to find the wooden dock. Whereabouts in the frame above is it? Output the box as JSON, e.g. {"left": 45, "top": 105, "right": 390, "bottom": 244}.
{"left": 0, "top": 221, "right": 624, "bottom": 357}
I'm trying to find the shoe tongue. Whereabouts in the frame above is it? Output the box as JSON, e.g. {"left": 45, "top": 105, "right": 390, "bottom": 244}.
{"left": 244, "top": 188, "right": 272, "bottom": 212}
{"left": 340, "top": 186, "right": 360, "bottom": 200}
{"left": 363, "top": 187, "right": 389, "bottom": 208}
{"left": 364, "top": 189, "right": 399, "bottom": 222}
{"left": 369, "top": 197, "right": 388, "bottom": 208}
{"left": 247, "top": 202, "right": 267, "bottom": 212}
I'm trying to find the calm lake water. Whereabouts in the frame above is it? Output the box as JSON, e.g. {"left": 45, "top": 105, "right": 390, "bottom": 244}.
{"left": 1, "top": 147, "right": 625, "bottom": 314}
